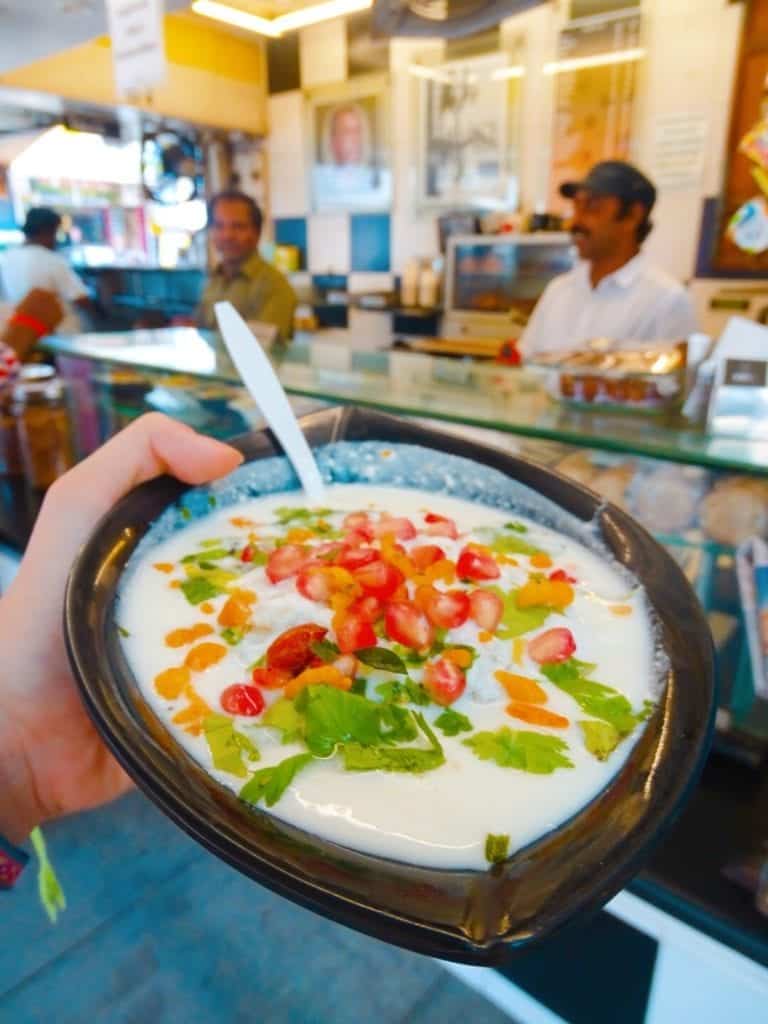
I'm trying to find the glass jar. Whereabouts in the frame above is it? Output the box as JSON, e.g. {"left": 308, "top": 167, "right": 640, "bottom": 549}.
{"left": 12, "top": 372, "right": 75, "bottom": 489}
{"left": 0, "top": 382, "right": 23, "bottom": 475}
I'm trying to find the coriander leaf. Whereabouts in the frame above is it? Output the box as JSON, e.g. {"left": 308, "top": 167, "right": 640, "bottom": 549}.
{"left": 203, "top": 714, "right": 259, "bottom": 777}
{"left": 180, "top": 577, "right": 225, "bottom": 606}
{"left": 579, "top": 720, "right": 620, "bottom": 761}
{"left": 221, "top": 626, "right": 244, "bottom": 646}
{"left": 342, "top": 743, "right": 443, "bottom": 773}
{"left": 182, "top": 548, "right": 230, "bottom": 564}
{"left": 490, "top": 586, "right": 552, "bottom": 639}
{"left": 391, "top": 642, "right": 429, "bottom": 666}
{"left": 357, "top": 647, "right": 409, "bottom": 675}
{"left": 30, "top": 827, "right": 66, "bottom": 924}
{"left": 375, "top": 678, "right": 430, "bottom": 706}
{"left": 239, "top": 752, "right": 313, "bottom": 807}
{"left": 505, "top": 521, "right": 528, "bottom": 534}
{"left": 302, "top": 685, "right": 382, "bottom": 757}
{"left": 274, "top": 506, "right": 333, "bottom": 524}
{"left": 404, "top": 679, "right": 431, "bottom": 706}
{"left": 310, "top": 638, "right": 341, "bottom": 663}
{"left": 233, "top": 730, "right": 260, "bottom": 761}
{"left": 541, "top": 659, "right": 640, "bottom": 736}
{"left": 261, "top": 698, "right": 305, "bottom": 744}
{"left": 350, "top": 678, "right": 368, "bottom": 696}
{"left": 488, "top": 531, "right": 541, "bottom": 557}
{"left": 378, "top": 703, "right": 419, "bottom": 743}
{"left": 434, "top": 708, "right": 473, "bottom": 737}
{"left": 464, "top": 728, "right": 574, "bottom": 774}
{"left": 485, "top": 833, "right": 510, "bottom": 864}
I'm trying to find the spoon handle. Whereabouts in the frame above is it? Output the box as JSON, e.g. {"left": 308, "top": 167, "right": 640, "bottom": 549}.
{"left": 214, "top": 302, "right": 326, "bottom": 503}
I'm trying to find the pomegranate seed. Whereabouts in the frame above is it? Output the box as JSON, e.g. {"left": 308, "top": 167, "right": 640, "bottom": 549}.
{"left": 220, "top": 684, "right": 265, "bottom": 717}
{"left": 240, "top": 544, "right": 254, "bottom": 563}
{"left": 549, "top": 569, "right": 577, "bottom": 584}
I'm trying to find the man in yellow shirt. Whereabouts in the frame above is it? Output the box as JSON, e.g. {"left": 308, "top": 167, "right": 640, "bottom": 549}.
{"left": 197, "top": 190, "right": 297, "bottom": 342}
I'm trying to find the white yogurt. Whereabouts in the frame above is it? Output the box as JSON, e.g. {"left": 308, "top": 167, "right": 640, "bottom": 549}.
{"left": 118, "top": 484, "right": 659, "bottom": 870}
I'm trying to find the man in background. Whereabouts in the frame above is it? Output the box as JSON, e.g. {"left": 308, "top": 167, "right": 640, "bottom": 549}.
{"left": 197, "top": 191, "right": 297, "bottom": 342}
{"left": 0, "top": 207, "right": 91, "bottom": 334}
{"left": 519, "top": 161, "right": 698, "bottom": 360}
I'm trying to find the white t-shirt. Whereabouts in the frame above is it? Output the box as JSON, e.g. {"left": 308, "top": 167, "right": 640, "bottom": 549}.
{"left": 0, "top": 244, "right": 88, "bottom": 333}
{"left": 518, "top": 253, "right": 698, "bottom": 360}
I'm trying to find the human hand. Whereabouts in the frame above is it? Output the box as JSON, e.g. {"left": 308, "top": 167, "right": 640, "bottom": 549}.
{"left": 0, "top": 414, "right": 243, "bottom": 842}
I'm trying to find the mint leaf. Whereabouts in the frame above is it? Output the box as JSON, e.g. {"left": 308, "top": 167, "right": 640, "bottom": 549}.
{"left": 485, "top": 833, "right": 510, "bottom": 864}
{"left": 579, "top": 720, "right": 621, "bottom": 761}
{"left": 239, "top": 752, "right": 313, "bottom": 807}
{"left": 490, "top": 586, "right": 552, "bottom": 639}
{"left": 464, "top": 727, "right": 574, "bottom": 774}
{"left": 343, "top": 711, "right": 444, "bottom": 774}
{"left": 542, "top": 658, "right": 641, "bottom": 736}
{"left": 203, "top": 714, "right": 259, "bottom": 777}
{"left": 180, "top": 576, "right": 225, "bottom": 605}
{"left": 357, "top": 647, "right": 409, "bottom": 675}
{"left": 434, "top": 708, "right": 473, "bottom": 737}
{"left": 311, "top": 638, "right": 341, "bottom": 663}
{"left": 221, "top": 626, "right": 244, "bottom": 646}
{"left": 261, "top": 698, "right": 304, "bottom": 744}
{"left": 302, "top": 686, "right": 382, "bottom": 757}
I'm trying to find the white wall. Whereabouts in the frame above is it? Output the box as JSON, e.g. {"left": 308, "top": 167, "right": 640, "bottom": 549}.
{"left": 266, "top": 0, "right": 744, "bottom": 282}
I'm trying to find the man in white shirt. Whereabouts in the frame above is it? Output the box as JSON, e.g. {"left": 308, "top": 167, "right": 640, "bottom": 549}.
{"left": 519, "top": 162, "right": 698, "bottom": 360}
{"left": 0, "top": 207, "right": 91, "bottom": 334}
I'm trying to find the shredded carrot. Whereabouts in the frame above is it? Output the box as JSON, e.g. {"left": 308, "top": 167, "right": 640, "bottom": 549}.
{"left": 153, "top": 562, "right": 174, "bottom": 574}
{"left": 285, "top": 526, "right": 316, "bottom": 543}
{"left": 184, "top": 642, "right": 227, "bottom": 671}
{"left": 154, "top": 665, "right": 191, "bottom": 699}
{"left": 200, "top": 601, "right": 215, "bottom": 615}
{"left": 530, "top": 553, "right": 553, "bottom": 569}
{"left": 496, "top": 555, "right": 519, "bottom": 566}
{"left": 506, "top": 702, "right": 569, "bottom": 729}
{"left": 218, "top": 592, "right": 255, "bottom": 629}
{"left": 512, "top": 638, "right": 525, "bottom": 666}
{"left": 169, "top": 579, "right": 181, "bottom": 589}
{"left": 230, "top": 516, "right": 255, "bottom": 528}
{"left": 478, "top": 630, "right": 493, "bottom": 643}
{"left": 165, "top": 623, "right": 215, "bottom": 648}
{"left": 284, "top": 665, "right": 353, "bottom": 698}
{"left": 495, "top": 670, "right": 548, "bottom": 704}
{"left": 610, "top": 604, "right": 633, "bottom": 616}
{"left": 444, "top": 647, "right": 473, "bottom": 668}
{"left": 172, "top": 683, "right": 213, "bottom": 735}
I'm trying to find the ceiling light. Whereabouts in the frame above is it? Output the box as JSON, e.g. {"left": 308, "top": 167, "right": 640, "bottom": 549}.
{"left": 543, "top": 47, "right": 645, "bottom": 75}
{"left": 407, "top": 64, "right": 453, "bottom": 84}
{"left": 191, "top": 0, "right": 373, "bottom": 38}
{"left": 492, "top": 65, "right": 525, "bottom": 80}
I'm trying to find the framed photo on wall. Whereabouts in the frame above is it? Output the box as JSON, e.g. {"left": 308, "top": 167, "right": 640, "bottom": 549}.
{"left": 307, "top": 74, "right": 391, "bottom": 212}
{"left": 416, "top": 52, "right": 520, "bottom": 209}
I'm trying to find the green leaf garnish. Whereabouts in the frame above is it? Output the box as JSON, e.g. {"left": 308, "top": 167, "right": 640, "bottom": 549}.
{"left": 378, "top": 703, "right": 419, "bottom": 743}
{"left": 261, "top": 698, "right": 305, "bottom": 744}
{"left": 30, "top": 827, "right": 66, "bottom": 923}
{"left": 505, "top": 521, "right": 528, "bottom": 533}
{"left": 541, "top": 659, "right": 644, "bottom": 737}
{"left": 579, "top": 720, "right": 621, "bottom": 761}
{"left": 239, "top": 752, "right": 313, "bottom": 807}
{"left": 117, "top": 625, "right": 131, "bottom": 638}
{"left": 274, "top": 506, "right": 333, "bottom": 524}
{"left": 203, "top": 714, "right": 259, "bottom": 777}
{"left": 182, "top": 548, "right": 230, "bottom": 564}
{"left": 357, "top": 647, "right": 409, "bottom": 675}
{"left": 221, "top": 626, "right": 244, "bottom": 646}
{"left": 180, "top": 576, "right": 226, "bottom": 605}
{"left": 485, "top": 833, "right": 510, "bottom": 864}
{"left": 490, "top": 586, "right": 552, "bottom": 639}
{"left": 301, "top": 686, "right": 383, "bottom": 757}
{"left": 464, "top": 727, "right": 574, "bottom": 774}
{"left": 343, "top": 712, "right": 444, "bottom": 774}
{"left": 310, "top": 639, "right": 341, "bottom": 663}
{"left": 488, "top": 531, "right": 541, "bottom": 557}
{"left": 434, "top": 708, "right": 473, "bottom": 737}
{"left": 375, "top": 678, "right": 431, "bottom": 706}
{"left": 350, "top": 678, "right": 368, "bottom": 696}
{"left": 199, "top": 538, "right": 223, "bottom": 548}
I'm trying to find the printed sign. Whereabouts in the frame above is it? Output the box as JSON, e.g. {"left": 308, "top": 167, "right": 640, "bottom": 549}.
{"left": 106, "top": 0, "right": 166, "bottom": 97}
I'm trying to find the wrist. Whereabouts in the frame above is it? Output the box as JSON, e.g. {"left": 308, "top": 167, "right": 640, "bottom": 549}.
{"left": 0, "top": 715, "right": 41, "bottom": 845}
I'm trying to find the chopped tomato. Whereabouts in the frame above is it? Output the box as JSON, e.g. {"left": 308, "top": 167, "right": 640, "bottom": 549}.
{"left": 456, "top": 545, "right": 501, "bottom": 581}
{"left": 506, "top": 702, "right": 569, "bottom": 729}
{"left": 266, "top": 623, "right": 328, "bottom": 674}
{"left": 373, "top": 516, "right": 417, "bottom": 541}
{"left": 335, "top": 612, "right": 377, "bottom": 653}
{"left": 415, "top": 584, "right": 470, "bottom": 629}
{"left": 220, "top": 684, "right": 265, "bottom": 717}
{"left": 469, "top": 589, "right": 503, "bottom": 632}
{"left": 336, "top": 546, "right": 378, "bottom": 572}
{"left": 410, "top": 544, "right": 446, "bottom": 570}
{"left": 423, "top": 513, "right": 459, "bottom": 540}
{"left": 423, "top": 657, "right": 466, "bottom": 706}
{"left": 353, "top": 559, "right": 404, "bottom": 601}
{"left": 549, "top": 568, "right": 577, "bottom": 584}
{"left": 265, "top": 543, "right": 308, "bottom": 583}
{"left": 251, "top": 667, "right": 291, "bottom": 689}
{"left": 385, "top": 601, "right": 434, "bottom": 650}
{"left": 528, "top": 627, "right": 576, "bottom": 665}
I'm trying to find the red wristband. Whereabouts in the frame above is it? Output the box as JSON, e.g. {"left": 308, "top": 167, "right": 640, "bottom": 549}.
{"left": 8, "top": 312, "right": 50, "bottom": 338}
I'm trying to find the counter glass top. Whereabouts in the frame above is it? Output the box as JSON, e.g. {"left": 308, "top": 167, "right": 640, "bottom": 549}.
{"left": 42, "top": 328, "right": 768, "bottom": 476}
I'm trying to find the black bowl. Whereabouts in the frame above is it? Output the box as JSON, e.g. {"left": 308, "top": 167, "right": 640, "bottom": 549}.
{"left": 64, "top": 407, "right": 715, "bottom": 964}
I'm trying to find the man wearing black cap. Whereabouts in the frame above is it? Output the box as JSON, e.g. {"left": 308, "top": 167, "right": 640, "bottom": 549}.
{"left": 0, "top": 207, "right": 91, "bottom": 334}
{"left": 519, "top": 161, "right": 697, "bottom": 359}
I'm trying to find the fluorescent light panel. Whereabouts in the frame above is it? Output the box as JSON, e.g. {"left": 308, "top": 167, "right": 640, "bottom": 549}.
{"left": 544, "top": 47, "right": 645, "bottom": 75}
{"left": 191, "top": 0, "right": 373, "bottom": 38}
{"left": 492, "top": 65, "right": 525, "bottom": 80}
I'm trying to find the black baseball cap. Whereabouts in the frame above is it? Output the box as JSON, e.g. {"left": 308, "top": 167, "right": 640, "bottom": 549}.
{"left": 559, "top": 161, "right": 656, "bottom": 211}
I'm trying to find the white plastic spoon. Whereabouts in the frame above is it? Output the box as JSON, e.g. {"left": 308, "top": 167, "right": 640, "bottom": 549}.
{"left": 214, "top": 301, "right": 326, "bottom": 503}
